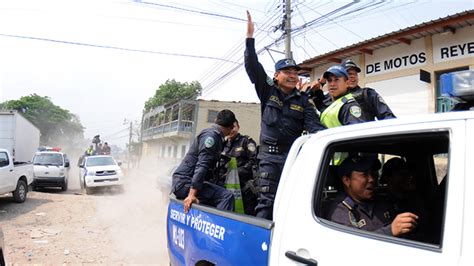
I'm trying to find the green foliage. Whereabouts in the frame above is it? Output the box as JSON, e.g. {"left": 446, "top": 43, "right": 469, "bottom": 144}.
{"left": 0, "top": 94, "right": 84, "bottom": 145}
{"left": 144, "top": 79, "right": 202, "bottom": 112}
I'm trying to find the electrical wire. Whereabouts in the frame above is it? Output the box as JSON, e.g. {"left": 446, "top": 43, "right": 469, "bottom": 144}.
{"left": 0, "top": 33, "right": 240, "bottom": 64}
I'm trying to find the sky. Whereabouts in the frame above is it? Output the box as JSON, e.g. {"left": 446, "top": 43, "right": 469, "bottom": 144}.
{"left": 0, "top": 0, "right": 472, "bottom": 148}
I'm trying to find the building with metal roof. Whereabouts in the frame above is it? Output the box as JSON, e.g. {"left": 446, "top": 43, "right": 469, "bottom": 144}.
{"left": 299, "top": 10, "right": 474, "bottom": 115}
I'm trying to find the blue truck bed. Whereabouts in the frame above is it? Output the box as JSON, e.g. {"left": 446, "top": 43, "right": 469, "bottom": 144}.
{"left": 167, "top": 198, "right": 274, "bottom": 265}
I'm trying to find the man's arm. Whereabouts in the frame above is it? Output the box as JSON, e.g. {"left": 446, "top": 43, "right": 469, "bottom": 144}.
{"left": 366, "top": 88, "right": 396, "bottom": 120}
{"left": 303, "top": 96, "right": 326, "bottom": 133}
{"left": 245, "top": 11, "right": 271, "bottom": 101}
{"left": 237, "top": 137, "right": 257, "bottom": 179}
{"left": 339, "top": 101, "right": 367, "bottom": 125}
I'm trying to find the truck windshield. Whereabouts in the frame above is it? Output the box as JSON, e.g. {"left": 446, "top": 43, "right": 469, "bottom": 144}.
{"left": 33, "top": 154, "right": 63, "bottom": 166}
{"left": 86, "top": 157, "right": 116, "bottom": 167}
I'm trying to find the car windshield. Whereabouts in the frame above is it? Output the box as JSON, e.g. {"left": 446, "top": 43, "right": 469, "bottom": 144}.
{"left": 33, "top": 154, "right": 63, "bottom": 166}
{"left": 86, "top": 157, "right": 116, "bottom": 167}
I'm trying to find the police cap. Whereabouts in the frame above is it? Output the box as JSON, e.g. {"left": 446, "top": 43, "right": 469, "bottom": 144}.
{"left": 342, "top": 59, "right": 361, "bottom": 73}
{"left": 275, "top": 58, "right": 301, "bottom": 71}
{"left": 323, "top": 65, "right": 349, "bottom": 80}
{"left": 338, "top": 156, "right": 381, "bottom": 178}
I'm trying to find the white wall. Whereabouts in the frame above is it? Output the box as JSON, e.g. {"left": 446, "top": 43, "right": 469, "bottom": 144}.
{"left": 366, "top": 74, "right": 431, "bottom": 117}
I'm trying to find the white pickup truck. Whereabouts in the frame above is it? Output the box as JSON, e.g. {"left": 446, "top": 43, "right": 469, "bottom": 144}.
{"left": 167, "top": 71, "right": 474, "bottom": 265}
{"left": 0, "top": 148, "right": 33, "bottom": 203}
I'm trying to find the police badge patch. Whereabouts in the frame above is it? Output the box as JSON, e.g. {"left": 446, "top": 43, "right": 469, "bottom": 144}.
{"left": 247, "top": 143, "right": 256, "bottom": 152}
{"left": 378, "top": 95, "right": 386, "bottom": 104}
{"left": 349, "top": 106, "right": 362, "bottom": 118}
{"left": 204, "top": 136, "right": 215, "bottom": 148}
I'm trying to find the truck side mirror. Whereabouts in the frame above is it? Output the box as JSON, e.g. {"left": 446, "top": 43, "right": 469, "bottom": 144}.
{"left": 117, "top": 161, "right": 122, "bottom": 166}
{"left": 65, "top": 161, "right": 70, "bottom": 168}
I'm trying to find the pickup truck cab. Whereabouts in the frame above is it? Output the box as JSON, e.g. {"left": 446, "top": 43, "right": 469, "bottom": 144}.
{"left": 167, "top": 70, "right": 474, "bottom": 265}
{"left": 78, "top": 155, "right": 124, "bottom": 194}
{"left": 31, "top": 151, "right": 70, "bottom": 191}
{"left": 0, "top": 148, "right": 33, "bottom": 203}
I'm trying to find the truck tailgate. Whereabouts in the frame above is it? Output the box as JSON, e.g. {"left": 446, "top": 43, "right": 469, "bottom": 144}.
{"left": 167, "top": 198, "right": 274, "bottom": 265}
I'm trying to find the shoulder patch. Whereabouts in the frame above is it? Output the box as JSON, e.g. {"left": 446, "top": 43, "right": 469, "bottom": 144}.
{"left": 377, "top": 95, "right": 386, "bottom": 104}
{"left": 349, "top": 105, "right": 362, "bottom": 118}
{"left": 247, "top": 143, "right": 256, "bottom": 152}
{"left": 204, "top": 136, "right": 215, "bottom": 148}
{"left": 266, "top": 76, "right": 274, "bottom": 86}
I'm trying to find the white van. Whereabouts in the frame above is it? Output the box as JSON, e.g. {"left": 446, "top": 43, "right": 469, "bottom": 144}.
{"left": 32, "top": 151, "right": 70, "bottom": 191}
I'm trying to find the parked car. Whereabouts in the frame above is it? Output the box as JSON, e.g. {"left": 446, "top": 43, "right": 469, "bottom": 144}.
{"left": 31, "top": 151, "right": 70, "bottom": 191}
{"left": 0, "top": 149, "right": 33, "bottom": 203}
{"left": 78, "top": 155, "right": 124, "bottom": 194}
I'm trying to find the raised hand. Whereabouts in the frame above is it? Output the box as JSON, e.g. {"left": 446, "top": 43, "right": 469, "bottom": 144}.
{"left": 247, "top": 10, "right": 254, "bottom": 38}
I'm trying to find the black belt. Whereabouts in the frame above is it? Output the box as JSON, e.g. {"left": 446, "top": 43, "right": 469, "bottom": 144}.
{"left": 259, "top": 144, "right": 290, "bottom": 154}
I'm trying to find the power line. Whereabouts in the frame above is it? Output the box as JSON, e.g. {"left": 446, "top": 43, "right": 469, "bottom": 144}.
{"left": 0, "top": 33, "right": 240, "bottom": 64}
{"left": 133, "top": 1, "right": 247, "bottom": 22}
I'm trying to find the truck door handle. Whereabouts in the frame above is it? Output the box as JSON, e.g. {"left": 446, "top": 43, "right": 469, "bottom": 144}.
{"left": 285, "top": 251, "right": 317, "bottom": 266}
{"left": 9, "top": 169, "right": 13, "bottom": 172}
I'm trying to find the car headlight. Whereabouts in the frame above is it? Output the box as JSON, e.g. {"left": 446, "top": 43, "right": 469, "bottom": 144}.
{"left": 86, "top": 171, "right": 95, "bottom": 176}
{"left": 116, "top": 169, "right": 123, "bottom": 175}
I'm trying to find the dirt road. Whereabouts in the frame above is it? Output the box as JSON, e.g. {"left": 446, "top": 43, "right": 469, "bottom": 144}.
{"left": 0, "top": 165, "right": 170, "bottom": 264}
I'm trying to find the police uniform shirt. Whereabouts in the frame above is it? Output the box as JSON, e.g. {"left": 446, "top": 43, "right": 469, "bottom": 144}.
{"left": 245, "top": 38, "right": 326, "bottom": 149}
{"left": 172, "top": 124, "right": 225, "bottom": 191}
{"left": 351, "top": 86, "right": 396, "bottom": 121}
{"left": 223, "top": 133, "right": 257, "bottom": 181}
{"left": 311, "top": 86, "right": 395, "bottom": 121}
{"left": 327, "top": 194, "right": 393, "bottom": 235}
{"left": 338, "top": 96, "right": 366, "bottom": 125}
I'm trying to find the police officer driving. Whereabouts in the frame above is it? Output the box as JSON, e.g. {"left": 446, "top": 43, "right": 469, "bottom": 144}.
{"left": 245, "top": 11, "right": 326, "bottom": 220}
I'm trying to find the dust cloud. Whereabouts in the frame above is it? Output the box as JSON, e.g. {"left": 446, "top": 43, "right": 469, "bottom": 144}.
{"left": 92, "top": 154, "right": 178, "bottom": 264}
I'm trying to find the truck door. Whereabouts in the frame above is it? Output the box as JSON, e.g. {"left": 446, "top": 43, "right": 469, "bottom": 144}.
{"left": 272, "top": 120, "right": 466, "bottom": 266}
{"left": 0, "top": 151, "right": 11, "bottom": 191}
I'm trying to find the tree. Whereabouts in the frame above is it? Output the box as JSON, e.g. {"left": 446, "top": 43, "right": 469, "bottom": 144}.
{"left": 144, "top": 79, "right": 202, "bottom": 112}
{"left": 0, "top": 94, "right": 85, "bottom": 145}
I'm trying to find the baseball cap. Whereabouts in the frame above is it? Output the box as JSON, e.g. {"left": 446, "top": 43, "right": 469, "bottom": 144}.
{"left": 342, "top": 59, "right": 361, "bottom": 73}
{"left": 323, "top": 65, "right": 349, "bottom": 80}
{"left": 338, "top": 156, "right": 381, "bottom": 178}
{"left": 275, "top": 58, "right": 301, "bottom": 71}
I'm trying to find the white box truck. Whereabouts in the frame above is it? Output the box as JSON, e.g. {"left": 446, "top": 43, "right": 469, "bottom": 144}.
{"left": 0, "top": 110, "right": 40, "bottom": 163}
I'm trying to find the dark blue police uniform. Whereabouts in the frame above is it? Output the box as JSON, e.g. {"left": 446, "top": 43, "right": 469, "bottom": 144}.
{"left": 312, "top": 85, "right": 396, "bottom": 121}
{"left": 326, "top": 194, "right": 393, "bottom": 235}
{"left": 172, "top": 124, "right": 234, "bottom": 211}
{"left": 221, "top": 133, "right": 258, "bottom": 215}
{"left": 245, "top": 38, "right": 326, "bottom": 219}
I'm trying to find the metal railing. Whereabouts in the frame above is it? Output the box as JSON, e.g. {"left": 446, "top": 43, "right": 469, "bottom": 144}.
{"left": 142, "top": 120, "right": 193, "bottom": 138}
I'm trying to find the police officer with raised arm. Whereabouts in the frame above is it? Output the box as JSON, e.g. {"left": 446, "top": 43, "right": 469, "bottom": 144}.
{"left": 245, "top": 11, "right": 326, "bottom": 220}
{"left": 172, "top": 109, "right": 237, "bottom": 213}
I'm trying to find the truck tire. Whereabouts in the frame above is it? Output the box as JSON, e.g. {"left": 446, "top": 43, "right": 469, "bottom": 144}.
{"left": 12, "top": 179, "right": 27, "bottom": 203}
{"left": 85, "top": 186, "right": 93, "bottom": 195}
{"left": 61, "top": 178, "right": 68, "bottom": 191}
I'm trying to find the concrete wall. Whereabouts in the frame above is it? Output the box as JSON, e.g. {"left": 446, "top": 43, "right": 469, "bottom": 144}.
{"left": 195, "top": 100, "right": 261, "bottom": 143}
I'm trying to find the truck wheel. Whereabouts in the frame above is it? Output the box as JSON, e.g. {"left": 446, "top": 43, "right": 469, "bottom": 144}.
{"left": 12, "top": 180, "right": 27, "bottom": 203}
{"left": 85, "top": 186, "right": 93, "bottom": 195}
{"left": 61, "top": 178, "right": 68, "bottom": 191}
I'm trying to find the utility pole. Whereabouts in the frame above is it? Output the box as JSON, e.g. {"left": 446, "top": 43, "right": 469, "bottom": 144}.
{"left": 284, "top": 0, "right": 292, "bottom": 59}
{"left": 128, "top": 121, "right": 132, "bottom": 170}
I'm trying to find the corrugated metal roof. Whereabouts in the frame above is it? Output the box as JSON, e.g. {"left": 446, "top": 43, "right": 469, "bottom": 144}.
{"left": 299, "top": 9, "right": 474, "bottom": 70}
